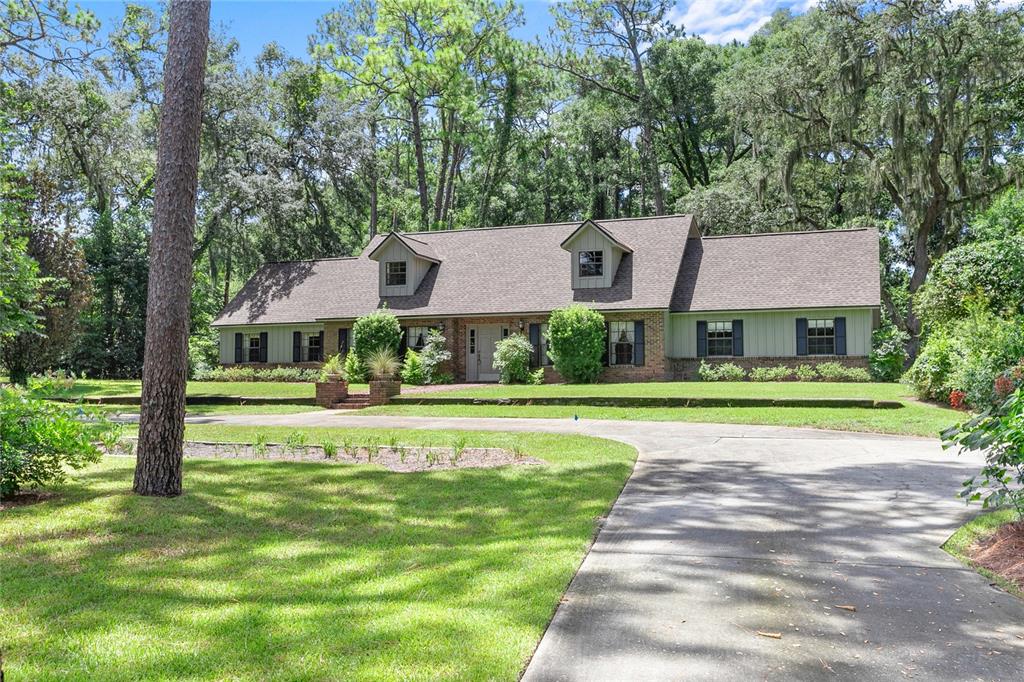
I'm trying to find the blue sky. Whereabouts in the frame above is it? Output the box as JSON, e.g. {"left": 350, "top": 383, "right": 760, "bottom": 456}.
{"left": 80, "top": 1, "right": 817, "bottom": 63}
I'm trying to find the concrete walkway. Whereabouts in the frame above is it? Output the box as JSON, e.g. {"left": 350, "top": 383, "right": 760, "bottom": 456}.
{"left": 188, "top": 412, "right": 1024, "bottom": 680}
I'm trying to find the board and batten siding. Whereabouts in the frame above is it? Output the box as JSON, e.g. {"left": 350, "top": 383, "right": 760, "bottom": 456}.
{"left": 565, "top": 228, "right": 623, "bottom": 289}
{"left": 376, "top": 239, "right": 432, "bottom": 297}
{"left": 218, "top": 324, "right": 324, "bottom": 364}
{"left": 667, "top": 308, "right": 875, "bottom": 358}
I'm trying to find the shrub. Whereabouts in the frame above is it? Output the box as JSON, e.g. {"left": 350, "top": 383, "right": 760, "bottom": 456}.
{"left": 529, "top": 368, "right": 545, "bottom": 385}
{"left": 869, "top": 319, "right": 909, "bottom": 382}
{"left": 318, "top": 353, "right": 345, "bottom": 382}
{"left": 419, "top": 329, "right": 452, "bottom": 384}
{"left": 1, "top": 386, "right": 119, "bottom": 499}
{"left": 343, "top": 350, "right": 368, "bottom": 383}
{"left": 493, "top": 334, "right": 535, "bottom": 384}
{"left": 903, "top": 331, "right": 960, "bottom": 400}
{"left": 749, "top": 365, "right": 794, "bottom": 382}
{"left": 942, "top": 388, "right": 1024, "bottom": 519}
{"left": 352, "top": 309, "right": 402, "bottom": 359}
{"left": 546, "top": 305, "right": 606, "bottom": 383}
{"left": 698, "top": 361, "right": 746, "bottom": 381}
{"left": 194, "top": 365, "right": 320, "bottom": 382}
{"left": 815, "top": 362, "right": 869, "bottom": 382}
{"left": 401, "top": 349, "right": 426, "bottom": 385}
{"left": 366, "top": 348, "right": 400, "bottom": 380}
{"left": 795, "top": 364, "right": 818, "bottom": 381}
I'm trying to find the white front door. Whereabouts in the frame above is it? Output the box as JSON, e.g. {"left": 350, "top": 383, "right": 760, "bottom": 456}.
{"left": 466, "top": 324, "right": 507, "bottom": 382}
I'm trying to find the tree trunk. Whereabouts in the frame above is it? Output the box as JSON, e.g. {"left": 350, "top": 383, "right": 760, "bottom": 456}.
{"left": 408, "top": 95, "right": 429, "bottom": 230}
{"left": 134, "top": 0, "right": 210, "bottom": 497}
{"left": 368, "top": 118, "right": 378, "bottom": 239}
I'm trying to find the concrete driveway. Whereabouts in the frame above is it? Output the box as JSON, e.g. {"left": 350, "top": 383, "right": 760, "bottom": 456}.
{"left": 188, "top": 412, "right": 1024, "bottom": 680}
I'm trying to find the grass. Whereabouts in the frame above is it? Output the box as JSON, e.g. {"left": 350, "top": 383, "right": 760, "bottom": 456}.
{"left": 38, "top": 379, "right": 369, "bottom": 399}
{"left": 428, "top": 380, "right": 918, "bottom": 400}
{"left": 0, "top": 428, "right": 636, "bottom": 681}
{"left": 942, "top": 508, "right": 1022, "bottom": 597}
{"left": 363, "top": 401, "right": 960, "bottom": 438}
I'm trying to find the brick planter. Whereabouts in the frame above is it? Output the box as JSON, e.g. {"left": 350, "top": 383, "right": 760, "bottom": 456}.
{"left": 315, "top": 379, "right": 349, "bottom": 407}
{"left": 368, "top": 379, "right": 402, "bottom": 406}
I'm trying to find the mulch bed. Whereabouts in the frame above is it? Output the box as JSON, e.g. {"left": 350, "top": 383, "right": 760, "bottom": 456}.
{"left": 110, "top": 440, "right": 545, "bottom": 473}
{"left": 968, "top": 521, "right": 1024, "bottom": 591}
{"left": 0, "top": 491, "right": 57, "bottom": 510}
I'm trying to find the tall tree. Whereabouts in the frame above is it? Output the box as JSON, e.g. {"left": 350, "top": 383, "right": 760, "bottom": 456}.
{"left": 134, "top": 0, "right": 209, "bottom": 497}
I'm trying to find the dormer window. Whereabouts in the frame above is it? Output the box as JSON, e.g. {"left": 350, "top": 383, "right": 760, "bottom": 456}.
{"left": 579, "top": 250, "right": 604, "bottom": 278}
{"left": 385, "top": 261, "right": 407, "bottom": 286}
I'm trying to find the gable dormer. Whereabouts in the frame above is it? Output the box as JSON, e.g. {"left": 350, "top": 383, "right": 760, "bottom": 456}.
{"left": 367, "top": 232, "right": 440, "bottom": 297}
{"left": 560, "top": 219, "right": 632, "bottom": 289}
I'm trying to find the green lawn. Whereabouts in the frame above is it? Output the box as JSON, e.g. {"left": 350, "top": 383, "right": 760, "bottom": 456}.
{"left": 90, "top": 403, "right": 325, "bottom": 417}
{"left": 942, "top": 508, "right": 1022, "bottom": 597}
{"left": 39, "top": 379, "right": 369, "bottom": 399}
{"left": 363, "top": 401, "right": 959, "bottom": 438}
{"left": 429, "top": 380, "right": 917, "bottom": 400}
{"left": 0, "top": 428, "right": 635, "bottom": 681}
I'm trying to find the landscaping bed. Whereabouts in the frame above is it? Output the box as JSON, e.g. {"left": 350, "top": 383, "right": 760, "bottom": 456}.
{"left": 966, "top": 521, "right": 1024, "bottom": 591}
{"left": 110, "top": 439, "right": 544, "bottom": 473}
{"left": 390, "top": 395, "right": 903, "bottom": 409}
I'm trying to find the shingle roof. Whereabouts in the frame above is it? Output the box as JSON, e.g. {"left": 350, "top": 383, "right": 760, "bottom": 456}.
{"left": 212, "top": 214, "right": 695, "bottom": 326}
{"left": 367, "top": 231, "right": 440, "bottom": 263}
{"left": 671, "top": 228, "right": 880, "bottom": 312}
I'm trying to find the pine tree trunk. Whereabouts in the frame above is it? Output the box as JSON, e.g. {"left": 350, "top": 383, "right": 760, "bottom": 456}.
{"left": 134, "top": 0, "right": 210, "bottom": 497}
{"left": 408, "top": 95, "right": 429, "bottom": 230}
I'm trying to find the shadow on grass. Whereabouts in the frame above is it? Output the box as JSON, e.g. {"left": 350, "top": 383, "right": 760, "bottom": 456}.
{"left": 1, "top": 455, "right": 633, "bottom": 680}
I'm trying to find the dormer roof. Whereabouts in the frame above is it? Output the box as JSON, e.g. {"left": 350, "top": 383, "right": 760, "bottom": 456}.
{"left": 559, "top": 218, "right": 634, "bottom": 253}
{"left": 366, "top": 231, "right": 441, "bottom": 264}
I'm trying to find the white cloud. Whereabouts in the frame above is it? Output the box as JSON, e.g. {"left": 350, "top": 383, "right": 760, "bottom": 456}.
{"left": 668, "top": 1, "right": 819, "bottom": 44}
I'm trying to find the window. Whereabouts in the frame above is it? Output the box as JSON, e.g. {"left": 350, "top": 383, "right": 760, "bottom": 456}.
{"left": 578, "top": 250, "right": 603, "bottom": 278}
{"left": 807, "top": 318, "right": 835, "bottom": 355}
{"left": 609, "top": 321, "right": 634, "bottom": 365}
{"left": 538, "top": 323, "right": 552, "bottom": 366}
{"left": 385, "top": 261, "right": 407, "bottom": 287}
{"left": 405, "top": 326, "right": 432, "bottom": 352}
{"left": 469, "top": 328, "right": 476, "bottom": 354}
{"left": 247, "top": 334, "right": 262, "bottom": 363}
{"left": 707, "top": 321, "right": 733, "bottom": 357}
{"left": 307, "top": 333, "right": 322, "bottom": 362}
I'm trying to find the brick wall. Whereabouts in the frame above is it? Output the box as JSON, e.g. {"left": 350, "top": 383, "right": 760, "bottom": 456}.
{"left": 667, "top": 355, "right": 870, "bottom": 381}
{"left": 315, "top": 381, "right": 348, "bottom": 407}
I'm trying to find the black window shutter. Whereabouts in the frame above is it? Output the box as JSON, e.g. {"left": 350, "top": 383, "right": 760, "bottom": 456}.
{"left": 293, "top": 331, "right": 302, "bottom": 362}
{"left": 318, "top": 331, "right": 324, "bottom": 361}
{"left": 834, "top": 317, "right": 847, "bottom": 356}
{"left": 339, "top": 328, "right": 349, "bottom": 355}
{"left": 528, "top": 323, "right": 541, "bottom": 368}
{"left": 732, "top": 319, "right": 744, "bottom": 357}
{"left": 601, "top": 321, "right": 610, "bottom": 366}
{"left": 796, "top": 318, "right": 808, "bottom": 356}
{"left": 259, "top": 332, "right": 268, "bottom": 363}
{"left": 696, "top": 320, "right": 708, "bottom": 358}
{"left": 633, "top": 320, "right": 645, "bottom": 366}
{"left": 234, "top": 333, "right": 243, "bottom": 363}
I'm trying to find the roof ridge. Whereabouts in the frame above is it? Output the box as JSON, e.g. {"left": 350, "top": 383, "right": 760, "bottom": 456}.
{"left": 264, "top": 255, "right": 360, "bottom": 265}
{"left": 398, "top": 213, "right": 692, "bottom": 237}
{"left": 702, "top": 227, "right": 876, "bottom": 240}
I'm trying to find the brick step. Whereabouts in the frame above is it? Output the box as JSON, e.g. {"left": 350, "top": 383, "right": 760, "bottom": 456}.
{"left": 332, "top": 393, "right": 372, "bottom": 410}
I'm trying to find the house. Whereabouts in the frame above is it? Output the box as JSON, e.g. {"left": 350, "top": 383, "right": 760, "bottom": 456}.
{"left": 212, "top": 215, "right": 880, "bottom": 382}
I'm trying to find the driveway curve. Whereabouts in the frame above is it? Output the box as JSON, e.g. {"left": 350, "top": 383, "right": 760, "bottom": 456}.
{"left": 189, "top": 412, "right": 1024, "bottom": 680}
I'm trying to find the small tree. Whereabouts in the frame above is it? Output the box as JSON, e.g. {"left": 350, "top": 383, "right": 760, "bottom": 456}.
{"left": 353, "top": 308, "right": 402, "bottom": 359}
{"left": 493, "top": 334, "right": 534, "bottom": 384}
{"left": 418, "top": 329, "right": 452, "bottom": 384}
{"left": 547, "top": 305, "right": 606, "bottom": 383}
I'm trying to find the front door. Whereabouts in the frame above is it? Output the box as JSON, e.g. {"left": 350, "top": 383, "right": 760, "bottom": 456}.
{"left": 466, "top": 324, "right": 508, "bottom": 382}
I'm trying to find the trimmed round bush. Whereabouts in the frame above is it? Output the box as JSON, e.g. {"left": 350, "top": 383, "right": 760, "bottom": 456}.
{"left": 493, "top": 334, "right": 535, "bottom": 384}
{"left": 353, "top": 309, "right": 402, "bottom": 360}
{"left": 547, "top": 305, "right": 606, "bottom": 383}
